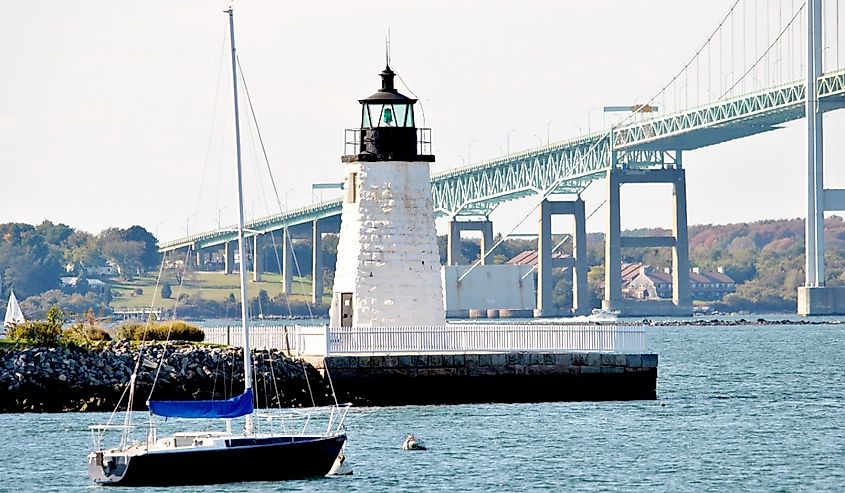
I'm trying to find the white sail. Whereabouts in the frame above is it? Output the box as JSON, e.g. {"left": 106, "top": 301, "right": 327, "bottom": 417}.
{"left": 3, "top": 290, "right": 25, "bottom": 333}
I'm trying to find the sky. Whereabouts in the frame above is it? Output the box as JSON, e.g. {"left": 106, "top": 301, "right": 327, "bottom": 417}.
{"left": 3, "top": 0, "right": 844, "bottom": 241}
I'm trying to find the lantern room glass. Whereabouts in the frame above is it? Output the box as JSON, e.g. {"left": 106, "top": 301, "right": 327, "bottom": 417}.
{"left": 361, "top": 103, "right": 415, "bottom": 128}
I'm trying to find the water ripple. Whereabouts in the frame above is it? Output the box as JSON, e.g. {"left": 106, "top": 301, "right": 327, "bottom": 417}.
{"left": 0, "top": 324, "right": 842, "bottom": 492}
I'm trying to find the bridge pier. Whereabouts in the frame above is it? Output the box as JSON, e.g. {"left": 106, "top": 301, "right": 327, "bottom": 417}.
{"left": 252, "top": 234, "right": 263, "bottom": 282}
{"left": 535, "top": 198, "right": 588, "bottom": 317}
{"left": 282, "top": 228, "right": 293, "bottom": 294}
{"left": 797, "top": 0, "right": 845, "bottom": 315}
{"left": 603, "top": 166, "right": 692, "bottom": 316}
{"left": 224, "top": 240, "right": 235, "bottom": 274}
{"left": 447, "top": 219, "right": 494, "bottom": 265}
{"left": 312, "top": 220, "right": 324, "bottom": 305}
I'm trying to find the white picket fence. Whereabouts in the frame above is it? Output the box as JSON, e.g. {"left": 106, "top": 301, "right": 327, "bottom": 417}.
{"left": 203, "top": 326, "right": 298, "bottom": 352}
{"left": 202, "top": 324, "right": 647, "bottom": 355}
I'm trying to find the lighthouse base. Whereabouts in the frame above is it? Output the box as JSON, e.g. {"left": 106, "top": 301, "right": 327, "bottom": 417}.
{"left": 304, "top": 351, "right": 657, "bottom": 405}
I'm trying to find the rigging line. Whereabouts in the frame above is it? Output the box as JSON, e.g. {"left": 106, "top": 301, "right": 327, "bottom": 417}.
{"left": 236, "top": 56, "right": 283, "bottom": 221}
{"left": 170, "top": 246, "right": 193, "bottom": 321}
{"left": 176, "top": 25, "right": 228, "bottom": 248}
{"left": 99, "top": 377, "right": 133, "bottom": 444}
{"left": 266, "top": 350, "right": 285, "bottom": 411}
{"left": 236, "top": 55, "right": 314, "bottom": 317}
{"left": 210, "top": 354, "right": 223, "bottom": 401}
{"left": 188, "top": 27, "right": 231, "bottom": 263}
{"left": 148, "top": 284, "right": 193, "bottom": 403}
{"left": 721, "top": 1, "right": 806, "bottom": 98}
{"left": 270, "top": 231, "right": 295, "bottom": 320}
{"left": 241, "top": 78, "right": 270, "bottom": 224}
{"left": 260, "top": 351, "right": 271, "bottom": 413}
{"left": 301, "top": 360, "right": 316, "bottom": 407}
{"left": 147, "top": 242, "right": 169, "bottom": 314}
{"left": 323, "top": 364, "right": 340, "bottom": 408}
{"left": 396, "top": 72, "right": 426, "bottom": 128}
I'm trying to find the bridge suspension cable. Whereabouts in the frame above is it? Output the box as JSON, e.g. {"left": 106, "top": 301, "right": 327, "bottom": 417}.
{"left": 456, "top": 0, "right": 835, "bottom": 285}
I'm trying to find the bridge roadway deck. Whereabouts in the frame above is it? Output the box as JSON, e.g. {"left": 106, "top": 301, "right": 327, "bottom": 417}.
{"left": 160, "top": 69, "right": 845, "bottom": 252}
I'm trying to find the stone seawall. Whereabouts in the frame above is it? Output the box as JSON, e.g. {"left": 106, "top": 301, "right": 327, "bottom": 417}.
{"left": 306, "top": 351, "right": 658, "bottom": 405}
{"left": 0, "top": 343, "right": 332, "bottom": 413}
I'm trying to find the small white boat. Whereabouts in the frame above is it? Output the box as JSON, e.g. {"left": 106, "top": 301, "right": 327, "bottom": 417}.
{"left": 587, "top": 308, "right": 620, "bottom": 322}
{"left": 3, "top": 290, "right": 25, "bottom": 336}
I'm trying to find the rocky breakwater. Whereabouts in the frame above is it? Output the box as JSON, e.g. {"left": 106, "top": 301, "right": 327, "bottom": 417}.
{"left": 0, "top": 342, "right": 334, "bottom": 413}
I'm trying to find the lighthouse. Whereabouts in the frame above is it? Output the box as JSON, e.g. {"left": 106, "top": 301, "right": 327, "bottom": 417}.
{"left": 329, "top": 64, "right": 446, "bottom": 328}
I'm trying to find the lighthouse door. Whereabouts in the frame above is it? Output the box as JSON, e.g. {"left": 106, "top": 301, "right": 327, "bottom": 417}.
{"left": 340, "top": 293, "right": 353, "bottom": 327}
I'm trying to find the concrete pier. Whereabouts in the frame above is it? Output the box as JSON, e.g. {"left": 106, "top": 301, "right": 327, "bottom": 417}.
{"left": 224, "top": 240, "right": 235, "bottom": 274}
{"left": 536, "top": 198, "right": 588, "bottom": 317}
{"left": 252, "top": 233, "right": 263, "bottom": 282}
{"left": 603, "top": 167, "right": 692, "bottom": 316}
{"left": 305, "top": 351, "right": 657, "bottom": 405}
{"left": 448, "top": 219, "right": 494, "bottom": 265}
{"left": 798, "top": 286, "right": 845, "bottom": 315}
{"left": 282, "top": 228, "right": 293, "bottom": 294}
{"left": 312, "top": 220, "right": 323, "bottom": 304}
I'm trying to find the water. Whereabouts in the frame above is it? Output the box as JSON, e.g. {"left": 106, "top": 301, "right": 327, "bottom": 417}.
{"left": 1, "top": 323, "right": 843, "bottom": 492}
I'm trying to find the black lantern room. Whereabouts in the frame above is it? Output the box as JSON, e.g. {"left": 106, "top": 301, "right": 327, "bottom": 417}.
{"left": 342, "top": 65, "right": 434, "bottom": 163}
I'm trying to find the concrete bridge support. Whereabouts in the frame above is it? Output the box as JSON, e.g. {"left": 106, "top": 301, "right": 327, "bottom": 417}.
{"left": 797, "top": 0, "right": 845, "bottom": 315}
{"left": 252, "top": 234, "right": 263, "bottom": 282}
{"left": 312, "top": 220, "right": 324, "bottom": 305}
{"left": 224, "top": 240, "right": 235, "bottom": 275}
{"left": 281, "top": 228, "right": 293, "bottom": 294}
{"left": 603, "top": 166, "right": 692, "bottom": 316}
{"left": 535, "top": 198, "right": 588, "bottom": 317}
{"left": 447, "top": 219, "right": 494, "bottom": 265}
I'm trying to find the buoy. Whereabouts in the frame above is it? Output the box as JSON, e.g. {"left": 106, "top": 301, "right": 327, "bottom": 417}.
{"left": 401, "top": 434, "right": 427, "bottom": 451}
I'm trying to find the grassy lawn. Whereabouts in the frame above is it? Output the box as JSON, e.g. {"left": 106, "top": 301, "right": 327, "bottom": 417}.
{"left": 109, "top": 272, "right": 330, "bottom": 308}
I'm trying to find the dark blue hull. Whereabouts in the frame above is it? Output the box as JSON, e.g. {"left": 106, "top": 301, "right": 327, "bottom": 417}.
{"left": 88, "top": 434, "right": 346, "bottom": 486}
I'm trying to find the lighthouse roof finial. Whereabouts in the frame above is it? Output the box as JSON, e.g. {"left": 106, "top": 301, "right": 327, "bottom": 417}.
{"left": 359, "top": 33, "right": 416, "bottom": 104}
{"left": 385, "top": 28, "right": 391, "bottom": 68}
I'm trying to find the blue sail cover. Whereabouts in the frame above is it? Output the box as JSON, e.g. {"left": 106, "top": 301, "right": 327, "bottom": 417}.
{"left": 148, "top": 389, "right": 254, "bottom": 419}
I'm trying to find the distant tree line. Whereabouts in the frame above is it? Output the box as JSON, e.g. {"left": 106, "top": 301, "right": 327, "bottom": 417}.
{"left": 6, "top": 216, "right": 845, "bottom": 319}
{"left": 0, "top": 221, "right": 160, "bottom": 319}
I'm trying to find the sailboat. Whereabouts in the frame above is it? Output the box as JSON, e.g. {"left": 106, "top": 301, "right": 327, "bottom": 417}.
{"left": 3, "top": 290, "right": 25, "bottom": 335}
{"left": 86, "top": 8, "right": 349, "bottom": 486}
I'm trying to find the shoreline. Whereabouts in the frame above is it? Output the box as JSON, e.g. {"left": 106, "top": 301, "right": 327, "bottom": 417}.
{"left": 0, "top": 342, "right": 333, "bottom": 413}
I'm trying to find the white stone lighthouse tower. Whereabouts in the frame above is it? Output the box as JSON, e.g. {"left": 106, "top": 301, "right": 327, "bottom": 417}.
{"left": 329, "top": 64, "right": 445, "bottom": 328}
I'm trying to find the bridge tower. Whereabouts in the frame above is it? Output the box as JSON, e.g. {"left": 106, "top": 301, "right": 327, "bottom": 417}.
{"left": 330, "top": 64, "right": 445, "bottom": 327}
{"left": 798, "top": 0, "right": 845, "bottom": 315}
{"left": 602, "top": 153, "right": 693, "bottom": 317}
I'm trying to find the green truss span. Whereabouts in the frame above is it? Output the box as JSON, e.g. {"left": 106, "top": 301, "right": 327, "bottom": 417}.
{"left": 160, "top": 69, "right": 845, "bottom": 253}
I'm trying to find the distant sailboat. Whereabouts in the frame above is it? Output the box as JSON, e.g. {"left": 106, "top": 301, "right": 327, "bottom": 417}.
{"left": 86, "top": 8, "right": 349, "bottom": 486}
{"left": 3, "top": 290, "right": 25, "bottom": 335}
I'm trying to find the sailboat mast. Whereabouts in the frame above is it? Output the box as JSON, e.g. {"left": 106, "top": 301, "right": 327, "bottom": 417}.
{"left": 226, "top": 7, "right": 254, "bottom": 434}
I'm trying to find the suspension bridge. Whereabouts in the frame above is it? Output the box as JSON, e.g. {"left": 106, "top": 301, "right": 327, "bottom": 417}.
{"left": 160, "top": 0, "right": 845, "bottom": 316}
